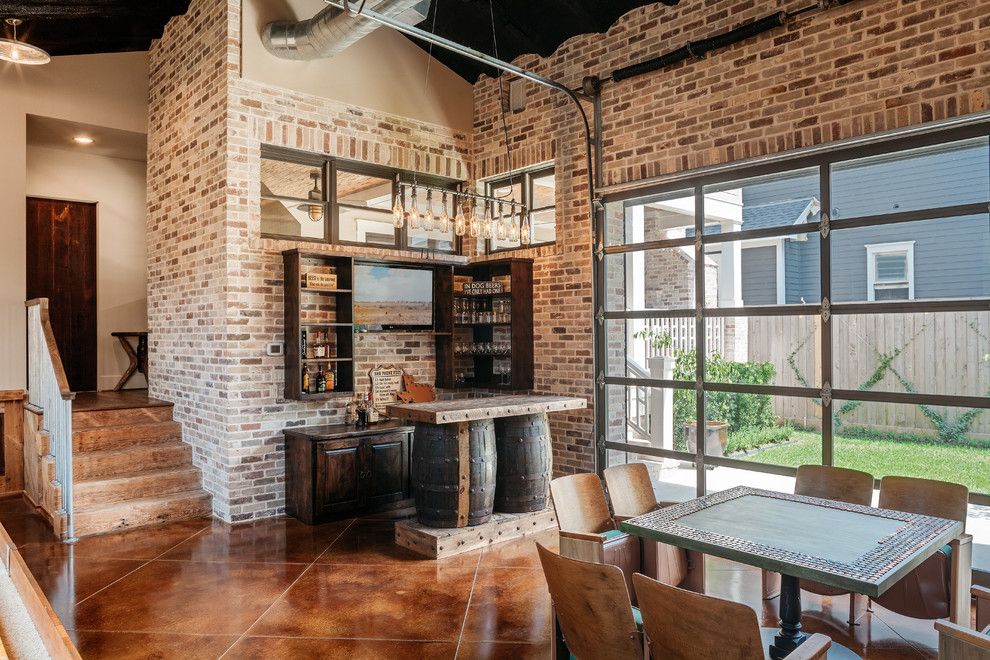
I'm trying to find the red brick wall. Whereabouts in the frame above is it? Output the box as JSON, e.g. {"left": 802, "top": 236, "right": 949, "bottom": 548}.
{"left": 471, "top": 0, "right": 989, "bottom": 474}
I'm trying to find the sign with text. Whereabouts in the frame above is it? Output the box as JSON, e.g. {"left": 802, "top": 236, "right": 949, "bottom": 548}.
{"left": 369, "top": 364, "right": 404, "bottom": 416}
{"left": 303, "top": 271, "right": 337, "bottom": 290}
{"left": 462, "top": 280, "right": 504, "bottom": 296}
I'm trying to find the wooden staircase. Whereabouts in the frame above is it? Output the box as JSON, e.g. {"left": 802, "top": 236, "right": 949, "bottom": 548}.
{"left": 69, "top": 396, "right": 212, "bottom": 537}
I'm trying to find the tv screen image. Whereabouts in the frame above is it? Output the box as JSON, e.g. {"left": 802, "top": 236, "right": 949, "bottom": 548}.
{"left": 353, "top": 264, "right": 434, "bottom": 327}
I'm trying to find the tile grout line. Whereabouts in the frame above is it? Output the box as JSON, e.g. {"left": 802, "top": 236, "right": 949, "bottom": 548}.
{"left": 73, "top": 521, "right": 213, "bottom": 608}
{"left": 216, "top": 517, "right": 357, "bottom": 660}
{"left": 452, "top": 548, "right": 485, "bottom": 659}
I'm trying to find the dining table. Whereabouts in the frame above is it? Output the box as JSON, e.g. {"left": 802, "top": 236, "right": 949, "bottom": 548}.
{"left": 620, "top": 485, "right": 968, "bottom": 659}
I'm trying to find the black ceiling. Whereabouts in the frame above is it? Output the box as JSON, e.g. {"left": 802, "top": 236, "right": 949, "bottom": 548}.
{"left": 0, "top": 1, "right": 190, "bottom": 56}
{"left": 0, "top": 0, "right": 676, "bottom": 82}
{"left": 413, "top": 0, "right": 680, "bottom": 81}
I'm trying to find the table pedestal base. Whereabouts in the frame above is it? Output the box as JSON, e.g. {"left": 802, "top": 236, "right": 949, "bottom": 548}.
{"left": 760, "top": 629, "right": 860, "bottom": 659}
{"left": 766, "top": 575, "right": 861, "bottom": 659}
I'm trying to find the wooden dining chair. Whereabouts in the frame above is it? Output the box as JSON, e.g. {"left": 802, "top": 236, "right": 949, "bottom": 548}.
{"left": 603, "top": 462, "right": 703, "bottom": 591}
{"left": 536, "top": 543, "right": 645, "bottom": 660}
{"left": 549, "top": 473, "right": 642, "bottom": 600}
{"left": 874, "top": 476, "right": 972, "bottom": 625}
{"left": 632, "top": 572, "right": 832, "bottom": 660}
{"left": 762, "top": 464, "right": 874, "bottom": 624}
{"left": 935, "top": 586, "right": 990, "bottom": 659}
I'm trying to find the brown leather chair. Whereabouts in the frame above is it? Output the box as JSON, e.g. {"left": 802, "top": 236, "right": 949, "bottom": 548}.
{"left": 549, "top": 473, "right": 642, "bottom": 601}
{"left": 935, "top": 586, "right": 990, "bottom": 659}
{"left": 633, "top": 572, "right": 832, "bottom": 660}
{"left": 604, "top": 462, "right": 703, "bottom": 591}
{"left": 874, "top": 476, "right": 972, "bottom": 625}
{"left": 762, "top": 464, "right": 875, "bottom": 623}
{"left": 536, "top": 543, "right": 645, "bottom": 660}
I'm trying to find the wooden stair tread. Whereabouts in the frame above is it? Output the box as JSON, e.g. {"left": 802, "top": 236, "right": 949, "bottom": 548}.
{"left": 74, "top": 488, "right": 211, "bottom": 513}
{"left": 73, "top": 467, "right": 204, "bottom": 507}
{"left": 73, "top": 406, "right": 173, "bottom": 430}
{"left": 73, "top": 420, "right": 182, "bottom": 453}
{"left": 72, "top": 441, "right": 193, "bottom": 481}
{"left": 72, "top": 490, "right": 212, "bottom": 536}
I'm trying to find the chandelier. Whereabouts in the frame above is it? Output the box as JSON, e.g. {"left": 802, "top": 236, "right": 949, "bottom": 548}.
{"left": 0, "top": 19, "right": 50, "bottom": 66}
{"left": 393, "top": 181, "right": 531, "bottom": 246}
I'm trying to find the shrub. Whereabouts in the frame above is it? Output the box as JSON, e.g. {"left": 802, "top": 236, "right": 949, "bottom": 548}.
{"left": 672, "top": 351, "right": 777, "bottom": 448}
{"left": 725, "top": 425, "right": 793, "bottom": 454}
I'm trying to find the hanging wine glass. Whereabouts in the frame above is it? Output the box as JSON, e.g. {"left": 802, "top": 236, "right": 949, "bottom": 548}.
{"left": 423, "top": 190, "right": 435, "bottom": 231}
{"left": 454, "top": 195, "right": 467, "bottom": 236}
{"left": 408, "top": 186, "right": 421, "bottom": 229}
{"left": 440, "top": 191, "right": 451, "bottom": 233}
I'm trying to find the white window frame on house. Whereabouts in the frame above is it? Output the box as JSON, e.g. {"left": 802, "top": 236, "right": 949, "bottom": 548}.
{"left": 865, "top": 241, "right": 915, "bottom": 301}
{"left": 483, "top": 164, "right": 556, "bottom": 253}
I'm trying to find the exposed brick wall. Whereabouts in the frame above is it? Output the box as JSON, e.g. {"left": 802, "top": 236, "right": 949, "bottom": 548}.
{"left": 149, "top": 0, "right": 470, "bottom": 521}
{"left": 472, "top": 0, "right": 989, "bottom": 474}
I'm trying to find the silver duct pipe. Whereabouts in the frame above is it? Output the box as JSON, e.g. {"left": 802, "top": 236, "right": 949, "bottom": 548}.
{"left": 263, "top": 0, "right": 431, "bottom": 60}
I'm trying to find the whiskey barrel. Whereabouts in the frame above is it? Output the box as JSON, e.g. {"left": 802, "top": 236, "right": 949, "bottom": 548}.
{"left": 494, "top": 413, "right": 551, "bottom": 513}
{"left": 412, "top": 419, "right": 497, "bottom": 528}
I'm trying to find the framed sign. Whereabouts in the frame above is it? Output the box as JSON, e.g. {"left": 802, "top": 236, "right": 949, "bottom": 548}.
{"left": 303, "top": 271, "right": 337, "bottom": 290}
{"left": 369, "top": 364, "right": 404, "bottom": 416}
{"left": 463, "top": 280, "right": 504, "bottom": 296}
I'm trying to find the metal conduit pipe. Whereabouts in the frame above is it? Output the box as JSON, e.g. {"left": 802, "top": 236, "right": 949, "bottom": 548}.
{"left": 263, "top": 0, "right": 430, "bottom": 60}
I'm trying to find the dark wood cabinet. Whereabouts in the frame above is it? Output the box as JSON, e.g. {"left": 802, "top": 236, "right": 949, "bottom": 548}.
{"left": 285, "top": 421, "right": 414, "bottom": 524}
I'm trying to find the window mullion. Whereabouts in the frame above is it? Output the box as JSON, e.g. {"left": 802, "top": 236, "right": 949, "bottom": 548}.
{"left": 819, "top": 163, "right": 834, "bottom": 468}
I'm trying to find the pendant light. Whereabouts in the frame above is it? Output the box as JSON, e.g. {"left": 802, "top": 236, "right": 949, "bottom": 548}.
{"left": 520, "top": 209, "right": 532, "bottom": 245}
{"left": 295, "top": 171, "right": 324, "bottom": 223}
{"left": 482, "top": 201, "right": 494, "bottom": 241}
{"left": 439, "top": 191, "right": 451, "bottom": 233}
{"left": 0, "top": 19, "right": 50, "bottom": 66}
{"left": 454, "top": 195, "right": 467, "bottom": 237}
{"left": 407, "top": 186, "right": 421, "bottom": 229}
{"left": 496, "top": 202, "right": 508, "bottom": 241}
{"left": 423, "top": 190, "right": 435, "bottom": 231}
{"left": 392, "top": 184, "right": 405, "bottom": 228}
{"left": 468, "top": 200, "right": 480, "bottom": 239}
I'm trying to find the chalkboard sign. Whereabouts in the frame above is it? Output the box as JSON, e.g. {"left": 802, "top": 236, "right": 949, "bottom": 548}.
{"left": 463, "top": 280, "right": 504, "bottom": 296}
{"left": 369, "top": 364, "right": 404, "bottom": 416}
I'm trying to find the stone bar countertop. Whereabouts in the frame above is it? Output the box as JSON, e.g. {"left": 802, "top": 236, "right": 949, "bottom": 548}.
{"left": 386, "top": 394, "right": 587, "bottom": 424}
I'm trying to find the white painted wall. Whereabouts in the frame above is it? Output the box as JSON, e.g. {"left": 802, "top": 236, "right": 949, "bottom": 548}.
{"left": 26, "top": 147, "right": 149, "bottom": 391}
{"left": 241, "top": 0, "right": 474, "bottom": 132}
{"left": 0, "top": 52, "right": 149, "bottom": 389}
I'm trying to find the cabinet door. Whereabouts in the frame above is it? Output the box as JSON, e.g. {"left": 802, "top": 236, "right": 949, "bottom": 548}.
{"left": 363, "top": 432, "right": 409, "bottom": 509}
{"left": 315, "top": 440, "right": 361, "bottom": 518}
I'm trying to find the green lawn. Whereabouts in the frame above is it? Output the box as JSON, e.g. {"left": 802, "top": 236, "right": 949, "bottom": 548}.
{"left": 743, "top": 431, "right": 990, "bottom": 493}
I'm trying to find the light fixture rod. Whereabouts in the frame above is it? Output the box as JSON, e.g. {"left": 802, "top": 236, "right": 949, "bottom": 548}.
{"left": 399, "top": 181, "right": 528, "bottom": 210}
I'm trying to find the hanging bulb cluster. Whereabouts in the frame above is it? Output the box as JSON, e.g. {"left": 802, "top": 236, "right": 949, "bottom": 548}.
{"left": 394, "top": 181, "right": 530, "bottom": 247}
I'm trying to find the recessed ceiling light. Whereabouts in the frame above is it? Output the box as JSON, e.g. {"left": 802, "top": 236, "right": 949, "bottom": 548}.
{"left": 73, "top": 136, "right": 95, "bottom": 145}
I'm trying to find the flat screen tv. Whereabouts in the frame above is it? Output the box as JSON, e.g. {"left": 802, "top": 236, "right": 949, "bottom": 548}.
{"left": 353, "top": 264, "right": 434, "bottom": 329}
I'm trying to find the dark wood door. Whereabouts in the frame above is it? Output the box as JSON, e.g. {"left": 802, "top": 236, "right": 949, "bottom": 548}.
{"left": 315, "top": 439, "right": 362, "bottom": 517}
{"left": 364, "top": 432, "right": 409, "bottom": 509}
{"left": 26, "top": 197, "right": 97, "bottom": 392}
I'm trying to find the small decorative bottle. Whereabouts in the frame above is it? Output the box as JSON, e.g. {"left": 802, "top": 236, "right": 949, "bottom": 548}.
{"left": 326, "top": 364, "right": 335, "bottom": 392}
{"left": 301, "top": 365, "right": 310, "bottom": 393}
{"left": 355, "top": 395, "right": 369, "bottom": 429}
{"left": 315, "top": 368, "right": 326, "bottom": 393}
{"left": 368, "top": 389, "right": 379, "bottom": 424}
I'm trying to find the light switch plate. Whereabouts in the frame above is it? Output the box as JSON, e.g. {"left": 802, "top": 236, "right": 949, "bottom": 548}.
{"left": 266, "top": 343, "right": 284, "bottom": 356}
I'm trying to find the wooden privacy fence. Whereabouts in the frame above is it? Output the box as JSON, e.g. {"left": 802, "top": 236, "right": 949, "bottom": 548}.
{"left": 745, "top": 312, "right": 990, "bottom": 439}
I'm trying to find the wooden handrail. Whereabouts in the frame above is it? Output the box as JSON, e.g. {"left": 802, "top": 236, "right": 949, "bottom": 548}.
{"left": 24, "top": 299, "right": 74, "bottom": 401}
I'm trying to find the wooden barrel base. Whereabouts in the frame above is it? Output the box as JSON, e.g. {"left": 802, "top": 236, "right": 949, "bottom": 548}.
{"left": 412, "top": 419, "right": 497, "bottom": 528}
{"left": 494, "top": 413, "right": 551, "bottom": 513}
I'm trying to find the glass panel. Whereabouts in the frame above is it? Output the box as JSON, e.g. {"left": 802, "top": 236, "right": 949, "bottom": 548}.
{"left": 338, "top": 207, "right": 395, "bottom": 246}
{"left": 704, "top": 464, "right": 796, "bottom": 496}
{"left": 833, "top": 399, "right": 990, "bottom": 495}
{"left": 703, "top": 168, "right": 820, "bottom": 235}
{"left": 830, "top": 136, "right": 990, "bottom": 219}
{"left": 604, "top": 318, "right": 703, "bottom": 379}
{"left": 832, "top": 311, "right": 990, "bottom": 399}
{"left": 711, "top": 231, "right": 822, "bottom": 308}
{"left": 605, "top": 247, "right": 700, "bottom": 312}
{"left": 875, "top": 253, "right": 907, "bottom": 282}
{"left": 605, "top": 449, "right": 699, "bottom": 503}
{"left": 261, "top": 159, "right": 321, "bottom": 200}
{"left": 605, "top": 189, "right": 694, "bottom": 247}
{"left": 337, "top": 171, "right": 392, "bottom": 210}
{"left": 702, "top": 394, "right": 823, "bottom": 466}
{"left": 704, "top": 315, "right": 819, "bottom": 389}
{"left": 531, "top": 208, "right": 555, "bottom": 244}
{"left": 605, "top": 384, "right": 696, "bottom": 455}
{"left": 261, "top": 197, "right": 326, "bottom": 239}
{"left": 488, "top": 179, "right": 522, "bottom": 205}
{"left": 531, "top": 171, "right": 555, "bottom": 208}
{"left": 831, "top": 214, "right": 990, "bottom": 303}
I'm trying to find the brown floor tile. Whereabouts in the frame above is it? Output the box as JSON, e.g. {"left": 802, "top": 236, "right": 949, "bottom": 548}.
{"left": 319, "top": 520, "right": 481, "bottom": 568}
{"left": 73, "top": 560, "right": 306, "bottom": 635}
{"left": 0, "top": 510, "right": 60, "bottom": 547}
{"left": 460, "top": 568, "right": 552, "bottom": 643}
{"left": 23, "top": 518, "right": 211, "bottom": 562}
{"left": 456, "top": 640, "right": 551, "bottom": 659}
{"left": 224, "top": 637, "right": 457, "bottom": 659}
{"left": 72, "top": 630, "right": 239, "bottom": 660}
{"left": 161, "top": 517, "right": 350, "bottom": 564}
{"left": 249, "top": 563, "right": 476, "bottom": 641}
{"left": 478, "top": 529, "right": 558, "bottom": 570}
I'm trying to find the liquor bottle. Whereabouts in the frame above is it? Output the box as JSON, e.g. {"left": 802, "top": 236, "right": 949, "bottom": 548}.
{"left": 355, "top": 395, "right": 369, "bottom": 429}
{"left": 368, "top": 389, "right": 379, "bottom": 423}
{"left": 316, "top": 368, "right": 326, "bottom": 393}
{"left": 302, "top": 365, "right": 310, "bottom": 393}
{"left": 301, "top": 330, "right": 307, "bottom": 359}
{"left": 326, "top": 364, "right": 335, "bottom": 391}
